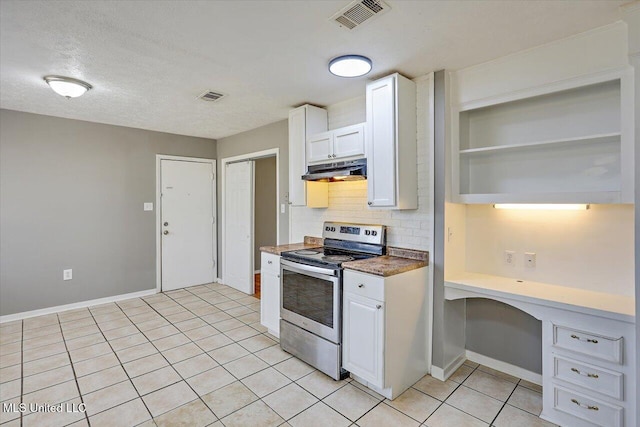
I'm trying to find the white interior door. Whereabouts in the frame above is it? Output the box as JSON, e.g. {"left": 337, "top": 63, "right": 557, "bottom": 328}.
{"left": 224, "top": 161, "right": 254, "bottom": 294}
{"left": 161, "top": 159, "right": 215, "bottom": 291}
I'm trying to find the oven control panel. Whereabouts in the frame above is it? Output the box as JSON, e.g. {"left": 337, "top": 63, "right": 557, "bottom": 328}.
{"left": 322, "top": 222, "right": 385, "bottom": 245}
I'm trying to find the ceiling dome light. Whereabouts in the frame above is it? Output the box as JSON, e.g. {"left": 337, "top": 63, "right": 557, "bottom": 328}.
{"left": 328, "top": 55, "right": 372, "bottom": 78}
{"left": 44, "top": 76, "right": 92, "bottom": 98}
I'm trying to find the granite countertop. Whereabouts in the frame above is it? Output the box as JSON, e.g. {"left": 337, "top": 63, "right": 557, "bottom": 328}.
{"left": 343, "top": 247, "right": 429, "bottom": 277}
{"left": 260, "top": 238, "right": 429, "bottom": 277}
{"left": 259, "top": 236, "right": 323, "bottom": 255}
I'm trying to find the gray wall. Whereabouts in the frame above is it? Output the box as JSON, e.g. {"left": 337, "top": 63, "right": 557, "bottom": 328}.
{"left": 0, "top": 109, "right": 216, "bottom": 316}
{"left": 254, "top": 156, "right": 277, "bottom": 270}
{"left": 216, "top": 119, "right": 289, "bottom": 270}
{"left": 466, "top": 299, "right": 542, "bottom": 373}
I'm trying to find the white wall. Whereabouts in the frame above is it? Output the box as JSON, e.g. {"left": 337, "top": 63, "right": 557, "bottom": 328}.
{"left": 290, "top": 76, "right": 434, "bottom": 251}
{"left": 465, "top": 204, "right": 635, "bottom": 296}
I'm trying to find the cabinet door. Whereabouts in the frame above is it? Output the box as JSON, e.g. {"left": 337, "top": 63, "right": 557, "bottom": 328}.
{"left": 288, "top": 107, "right": 307, "bottom": 206}
{"left": 260, "top": 270, "right": 280, "bottom": 336}
{"left": 366, "top": 75, "right": 397, "bottom": 207}
{"left": 342, "top": 292, "right": 384, "bottom": 387}
{"left": 307, "top": 131, "right": 333, "bottom": 164}
{"left": 333, "top": 124, "right": 365, "bottom": 161}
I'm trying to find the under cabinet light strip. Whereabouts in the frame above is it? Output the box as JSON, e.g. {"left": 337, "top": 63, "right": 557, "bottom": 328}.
{"left": 493, "top": 204, "right": 590, "bottom": 211}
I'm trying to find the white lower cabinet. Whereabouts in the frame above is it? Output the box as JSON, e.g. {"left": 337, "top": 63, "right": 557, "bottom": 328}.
{"left": 342, "top": 267, "right": 429, "bottom": 400}
{"left": 343, "top": 292, "right": 384, "bottom": 386}
{"left": 543, "top": 318, "right": 634, "bottom": 427}
{"left": 260, "top": 252, "right": 280, "bottom": 337}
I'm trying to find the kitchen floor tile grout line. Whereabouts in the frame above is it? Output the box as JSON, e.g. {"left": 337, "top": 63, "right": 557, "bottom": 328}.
{"left": 136, "top": 296, "right": 237, "bottom": 412}
{"left": 83, "top": 302, "right": 153, "bottom": 425}
{"left": 159, "top": 285, "right": 349, "bottom": 423}
{"left": 2, "top": 283, "right": 547, "bottom": 427}
{"left": 489, "top": 379, "right": 524, "bottom": 427}
{"left": 56, "top": 313, "right": 91, "bottom": 427}
{"left": 131, "top": 286, "right": 269, "bottom": 422}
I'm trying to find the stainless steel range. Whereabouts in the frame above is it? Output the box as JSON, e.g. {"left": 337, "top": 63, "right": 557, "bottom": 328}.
{"left": 279, "top": 221, "right": 386, "bottom": 380}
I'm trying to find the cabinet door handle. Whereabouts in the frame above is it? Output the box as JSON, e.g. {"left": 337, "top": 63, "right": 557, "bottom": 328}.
{"left": 267, "top": 260, "right": 272, "bottom": 264}
{"left": 570, "top": 334, "right": 598, "bottom": 344}
{"left": 570, "top": 368, "right": 599, "bottom": 378}
{"left": 358, "top": 284, "right": 364, "bottom": 288}
{"left": 367, "top": 201, "right": 372, "bottom": 206}
{"left": 571, "top": 399, "right": 599, "bottom": 411}
{"left": 277, "top": 274, "right": 280, "bottom": 278}
{"left": 327, "top": 155, "right": 331, "bottom": 159}
{"left": 376, "top": 304, "right": 382, "bottom": 309}
{"left": 332, "top": 154, "right": 336, "bottom": 158}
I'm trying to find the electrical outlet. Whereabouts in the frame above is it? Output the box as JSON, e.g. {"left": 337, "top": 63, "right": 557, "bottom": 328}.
{"left": 63, "top": 269, "right": 73, "bottom": 281}
{"left": 504, "top": 250, "right": 515, "bottom": 266}
{"left": 143, "top": 202, "right": 153, "bottom": 211}
{"left": 525, "top": 252, "right": 536, "bottom": 268}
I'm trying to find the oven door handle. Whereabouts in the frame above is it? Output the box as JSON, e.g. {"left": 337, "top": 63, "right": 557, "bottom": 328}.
{"left": 280, "top": 259, "right": 337, "bottom": 277}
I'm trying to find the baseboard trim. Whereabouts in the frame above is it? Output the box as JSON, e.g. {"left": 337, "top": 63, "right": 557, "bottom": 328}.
{"left": 0, "top": 289, "right": 157, "bottom": 323}
{"left": 466, "top": 350, "right": 542, "bottom": 385}
{"left": 431, "top": 352, "right": 466, "bottom": 381}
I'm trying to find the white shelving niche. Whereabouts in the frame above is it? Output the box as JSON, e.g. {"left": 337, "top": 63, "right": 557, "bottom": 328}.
{"left": 452, "top": 68, "right": 634, "bottom": 204}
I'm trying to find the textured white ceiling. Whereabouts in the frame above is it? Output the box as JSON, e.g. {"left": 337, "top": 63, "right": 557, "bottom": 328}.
{"left": 0, "top": 0, "right": 625, "bottom": 139}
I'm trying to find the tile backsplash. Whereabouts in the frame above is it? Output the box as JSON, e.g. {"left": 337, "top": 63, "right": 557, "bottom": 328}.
{"left": 290, "top": 76, "right": 433, "bottom": 251}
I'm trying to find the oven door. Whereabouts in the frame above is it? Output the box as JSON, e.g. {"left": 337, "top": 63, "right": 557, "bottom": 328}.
{"left": 280, "top": 259, "right": 341, "bottom": 344}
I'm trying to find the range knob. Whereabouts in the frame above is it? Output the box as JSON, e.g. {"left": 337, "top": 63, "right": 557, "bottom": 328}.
{"left": 325, "top": 226, "right": 330, "bottom": 231}
{"left": 365, "top": 230, "right": 371, "bottom": 236}
{"left": 372, "top": 231, "right": 377, "bottom": 236}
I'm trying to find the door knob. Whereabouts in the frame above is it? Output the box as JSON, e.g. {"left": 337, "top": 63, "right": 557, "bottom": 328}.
{"left": 164, "top": 222, "right": 169, "bottom": 226}
{"left": 163, "top": 230, "right": 169, "bottom": 235}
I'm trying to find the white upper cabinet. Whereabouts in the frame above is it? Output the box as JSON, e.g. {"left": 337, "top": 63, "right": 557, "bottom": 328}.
{"left": 366, "top": 73, "right": 417, "bottom": 209}
{"left": 452, "top": 67, "right": 634, "bottom": 204}
{"left": 288, "top": 105, "right": 329, "bottom": 207}
{"left": 307, "top": 131, "right": 333, "bottom": 164}
{"left": 307, "top": 123, "right": 365, "bottom": 165}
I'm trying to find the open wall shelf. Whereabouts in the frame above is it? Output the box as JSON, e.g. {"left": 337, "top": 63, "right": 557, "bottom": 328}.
{"left": 452, "top": 69, "right": 634, "bottom": 204}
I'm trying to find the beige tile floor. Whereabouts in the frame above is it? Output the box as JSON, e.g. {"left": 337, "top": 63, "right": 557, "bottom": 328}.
{"left": 0, "top": 282, "right": 557, "bottom": 427}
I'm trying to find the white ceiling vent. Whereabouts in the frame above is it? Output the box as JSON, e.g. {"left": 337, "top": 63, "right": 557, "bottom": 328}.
{"left": 331, "top": 0, "right": 390, "bottom": 31}
{"left": 198, "top": 90, "right": 226, "bottom": 102}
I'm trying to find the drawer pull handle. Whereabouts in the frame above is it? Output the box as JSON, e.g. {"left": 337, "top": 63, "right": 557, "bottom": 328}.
{"left": 570, "top": 334, "right": 598, "bottom": 344}
{"left": 570, "top": 368, "right": 599, "bottom": 378}
{"left": 358, "top": 284, "right": 364, "bottom": 288}
{"left": 571, "top": 399, "right": 599, "bottom": 411}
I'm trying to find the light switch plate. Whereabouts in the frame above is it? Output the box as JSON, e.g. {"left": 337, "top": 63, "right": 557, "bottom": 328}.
{"left": 281, "top": 204, "right": 286, "bottom": 214}
{"left": 144, "top": 203, "right": 153, "bottom": 211}
{"left": 63, "top": 269, "right": 72, "bottom": 281}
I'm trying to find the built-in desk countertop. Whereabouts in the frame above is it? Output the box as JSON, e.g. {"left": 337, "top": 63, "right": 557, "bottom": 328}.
{"left": 444, "top": 271, "right": 634, "bottom": 323}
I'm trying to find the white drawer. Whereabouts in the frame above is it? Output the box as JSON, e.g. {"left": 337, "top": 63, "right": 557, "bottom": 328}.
{"left": 553, "top": 354, "right": 623, "bottom": 400}
{"left": 261, "top": 252, "right": 280, "bottom": 275}
{"left": 553, "top": 324, "right": 623, "bottom": 364}
{"left": 344, "top": 270, "right": 384, "bottom": 301}
{"left": 554, "top": 385, "right": 623, "bottom": 427}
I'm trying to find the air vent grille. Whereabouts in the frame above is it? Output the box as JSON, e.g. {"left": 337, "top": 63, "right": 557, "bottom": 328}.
{"left": 331, "top": 0, "right": 390, "bottom": 31}
{"left": 198, "top": 90, "right": 226, "bottom": 102}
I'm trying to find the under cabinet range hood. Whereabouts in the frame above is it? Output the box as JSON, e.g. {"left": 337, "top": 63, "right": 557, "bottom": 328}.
{"left": 302, "top": 158, "right": 367, "bottom": 182}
